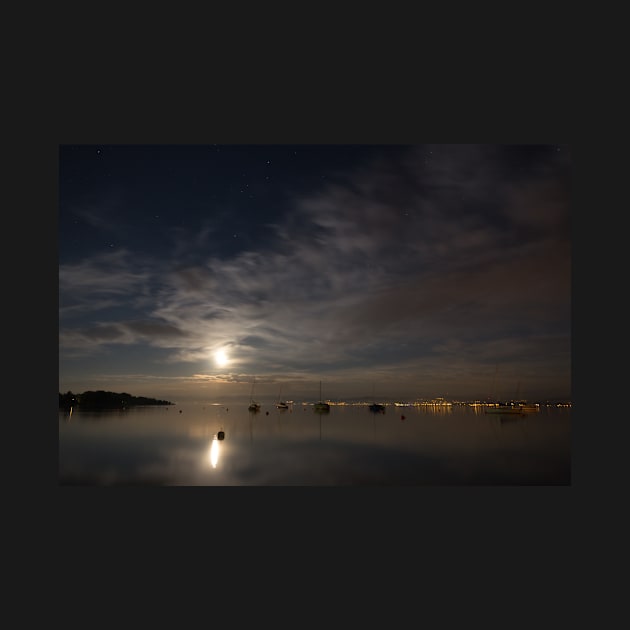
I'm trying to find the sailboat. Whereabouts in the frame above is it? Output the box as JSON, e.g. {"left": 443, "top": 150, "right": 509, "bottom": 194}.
{"left": 275, "top": 385, "right": 289, "bottom": 409}
{"left": 512, "top": 381, "right": 539, "bottom": 413}
{"left": 518, "top": 403, "right": 540, "bottom": 413}
{"left": 313, "top": 381, "right": 330, "bottom": 413}
{"left": 483, "top": 366, "right": 520, "bottom": 414}
{"left": 368, "top": 383, "right": 385, "bottom": 413}
{"left": 484, "top": 403, "right": 525, "bottom": 415}
{"left": 248, "top": 378, "right": 261, "bottom": 412}
{"left": 484, "top": 380, "right": 539, "bottom": 415}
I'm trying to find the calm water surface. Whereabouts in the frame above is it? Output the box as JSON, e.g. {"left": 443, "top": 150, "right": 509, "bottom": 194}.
{"left": 58, "top": 403, "right": 571, "bottom": 485}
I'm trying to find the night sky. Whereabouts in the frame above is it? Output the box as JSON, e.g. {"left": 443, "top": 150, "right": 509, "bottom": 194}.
{"left": 59, "top": 144, "right": 571, "bottom": 403}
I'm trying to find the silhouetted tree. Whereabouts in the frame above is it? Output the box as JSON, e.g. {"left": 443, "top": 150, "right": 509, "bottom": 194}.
{"left": 59, "top": 390, "right": 173, "bottom": 409}
{"left": 59, "top": 391, "right": 77, "bottom": 408}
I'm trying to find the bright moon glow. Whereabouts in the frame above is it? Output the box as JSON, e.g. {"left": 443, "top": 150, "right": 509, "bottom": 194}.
{"left": 214, "top": 349, "right": 229, "bottom": 367}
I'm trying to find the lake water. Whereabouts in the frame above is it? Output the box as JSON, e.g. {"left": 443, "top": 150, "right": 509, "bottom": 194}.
{"left": 58, "top": 402, "right": 571, "bottom": 486}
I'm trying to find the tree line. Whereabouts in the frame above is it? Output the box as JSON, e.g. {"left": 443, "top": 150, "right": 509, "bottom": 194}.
{"left": 59, "top": 390, "right": 174, "bottom": 409}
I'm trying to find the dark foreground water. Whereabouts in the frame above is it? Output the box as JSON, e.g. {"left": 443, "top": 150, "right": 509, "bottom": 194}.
{"left": 58, "top": 402, "right": 571, "bottom": 486}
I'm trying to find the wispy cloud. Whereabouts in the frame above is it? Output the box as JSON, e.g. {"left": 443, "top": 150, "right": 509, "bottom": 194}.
{"left": 59, "top": 146, "right": 571, "bottom": 399}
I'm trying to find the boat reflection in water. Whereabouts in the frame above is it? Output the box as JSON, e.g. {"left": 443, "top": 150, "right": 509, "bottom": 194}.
{"left": 313, "top": 404, "right": 329, "bottom": 440}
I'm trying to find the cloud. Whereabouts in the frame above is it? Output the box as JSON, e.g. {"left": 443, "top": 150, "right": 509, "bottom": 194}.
{"left": 59, "top": 145, "right": 571, "bottom": 398}
{"left": 59, "top": 249, "right": 151, "bottom": 299}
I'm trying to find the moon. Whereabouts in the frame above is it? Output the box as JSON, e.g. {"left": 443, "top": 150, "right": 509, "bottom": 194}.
{"left": 214, "top": 349, "right": 229, "bottom": 368}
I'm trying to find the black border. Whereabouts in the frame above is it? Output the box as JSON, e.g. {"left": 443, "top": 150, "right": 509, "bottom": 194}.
{"left": 43, "top": 75, "right": 584, "bottom": 573}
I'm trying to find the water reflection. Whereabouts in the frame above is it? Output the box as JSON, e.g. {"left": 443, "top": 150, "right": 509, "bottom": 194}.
{"left": 59, "top": 403, "right": 571, "bottom": 485}
{"left": 499, "top": 415, "right": 526, "bottom": 425}
{"left": 313, "top": 405, "right": 329, "bottom": 440}
{"left": 209, "top": 437, "right": 220, "bottom": 468}
{"left": 208, "top": 422, "right": 226, "bottom": 468}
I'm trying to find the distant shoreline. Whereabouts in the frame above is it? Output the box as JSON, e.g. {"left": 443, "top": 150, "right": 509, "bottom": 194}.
{"left": 59, "top": 390, "right": 174, "bottom": 409}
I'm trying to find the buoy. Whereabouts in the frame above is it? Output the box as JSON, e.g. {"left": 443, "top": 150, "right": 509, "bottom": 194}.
{"left": 217, "top": 431, "right": 225, "bottom": 440}
{"left": 401, "top": 415, "right": 405, "bottom": 420}
{"left": 179, "top": 410, "right": 182, "bottom": 413}
{"left": 266, "top": 411, "right": 269, "bottom": 415}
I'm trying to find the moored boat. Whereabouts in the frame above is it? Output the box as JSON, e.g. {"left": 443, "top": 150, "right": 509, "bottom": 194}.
{"left": 314, "top": 381, "right": 330, "bottom": 412}
{"left": 518, "top": 403, "right": 539, "bottom": 413}
{"left": 484, "top": 402, "right": 539, "bottom": 415}
{"left": 248, "top": 378, "right": 261, "bottom": 412}
{"left": 275, "top": 386, "right": 290, "bottom": 409}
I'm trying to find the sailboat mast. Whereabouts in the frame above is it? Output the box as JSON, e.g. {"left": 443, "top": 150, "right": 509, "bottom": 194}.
{"left": 491, "top": 365, "right": 498, "bottom": 401}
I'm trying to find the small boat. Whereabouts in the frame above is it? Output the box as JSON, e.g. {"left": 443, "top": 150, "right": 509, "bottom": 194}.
{"left": 485, "top": 378, "right": 540, "bottom": 415}
{"left": 314, "top": 381, "right": 330, "bottom": 413}
{"left": 248, "top": 378, "right": 261, "bottom": 412}
{"left": 275, "top": 386, "right": 290, "bottom": 409}
{"left": 367, "top": 383, "right": 385, "bottom": 413}
{"left": 484, "top": 405, "right": 524, "bottom": 415}
{"left": 517, "top": 403, "right": 539, "bottom": 413}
